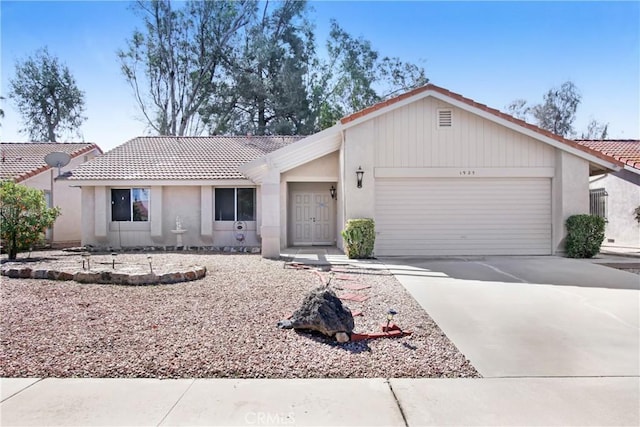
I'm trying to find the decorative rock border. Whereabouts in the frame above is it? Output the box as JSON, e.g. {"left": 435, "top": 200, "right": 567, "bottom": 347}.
{"left": 1, "top": 266, "right": 207, "bottom": 285}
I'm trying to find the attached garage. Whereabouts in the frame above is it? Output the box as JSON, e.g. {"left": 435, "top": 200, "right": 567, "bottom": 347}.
{"left": 375, "top": 177, "right": 552, "bottom": 256}
{"left": 239, "top": 84, "right": 622, "bottom": 258}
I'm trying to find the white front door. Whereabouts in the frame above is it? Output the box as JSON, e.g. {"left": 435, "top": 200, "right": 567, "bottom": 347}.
{"left": 292, "top": 192, "right": 334, "bottom": 245}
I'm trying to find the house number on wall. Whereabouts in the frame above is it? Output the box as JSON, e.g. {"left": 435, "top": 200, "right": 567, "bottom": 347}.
{"left": 459, "top": 170, "right": 476, "bottom": 176}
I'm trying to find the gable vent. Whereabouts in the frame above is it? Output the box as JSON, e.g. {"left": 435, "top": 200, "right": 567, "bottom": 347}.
{"left": 437, "top": 109, "right": 453, "bottom": 128}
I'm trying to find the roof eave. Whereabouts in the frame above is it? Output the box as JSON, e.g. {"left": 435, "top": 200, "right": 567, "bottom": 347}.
{"left": 11, "top": 144, "right": 102, "bottom": 183}
{"left": 66, "top": 178, "right": 257, "bottom": 186}
{"left": 239, "top": 124, "right": 343, "bottom": 183}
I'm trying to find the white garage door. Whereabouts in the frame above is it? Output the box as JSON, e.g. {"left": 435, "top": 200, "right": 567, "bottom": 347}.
{"left": 375, "top": 178, "right": 551, "bottom": 256}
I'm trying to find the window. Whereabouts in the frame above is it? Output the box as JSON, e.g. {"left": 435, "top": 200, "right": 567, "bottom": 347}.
{"left": 589, "top": 188, "right": 607, "bottom": 221}
{"left": 215, "top": 188, "right": 255, "bottom": 221}
{"left": 111, "top": 188, "right": 149, "bottom": 222}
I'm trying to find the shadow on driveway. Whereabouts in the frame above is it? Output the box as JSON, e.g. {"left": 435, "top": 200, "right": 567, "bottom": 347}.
{"left": 381, "top": 256, "right": 640, "bottom": 290}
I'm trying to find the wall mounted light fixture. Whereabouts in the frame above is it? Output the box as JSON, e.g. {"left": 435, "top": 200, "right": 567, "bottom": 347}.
{"left": 329, "top": 185, "right": 337, "bottom": 200}
{"left": 356, "top": 166, "right": 364, "bottom": 188}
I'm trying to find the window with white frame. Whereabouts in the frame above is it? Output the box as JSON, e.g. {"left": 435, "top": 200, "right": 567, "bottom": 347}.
{"left": 111, "top": 188, "right": 150, "bottom": 222}
{"left": 215, "top": 188, "right": 255, "bottom": 221}
{"left": 589, "top": 188, "right": 607, "bottom": 221}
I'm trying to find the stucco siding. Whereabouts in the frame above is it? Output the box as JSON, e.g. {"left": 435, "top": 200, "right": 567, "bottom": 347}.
{"left": 21, "top": 170, "right": 51, "bottom": 190}
{"left": 80, "top": 187, "right": 96, "bottom": 246}
{"left": 80, "top": 184, "right": 260, "bottom": 249}
{"left": 590, "top": 171, "right": 640, "bottom": 248}
{"left": 371, "top": 97, "right": 556, "bottom": 169}
{"left": 21, "top": 150, "right": 99, "bottom": 245}
{"left": 552, "top": 151, "right": 590, "bottom": 253}
{"left": 282, "top": 151, "right": 339, "bottom": 182}
{"left": 343, "top": 120, "right": 376, "bottom": 221}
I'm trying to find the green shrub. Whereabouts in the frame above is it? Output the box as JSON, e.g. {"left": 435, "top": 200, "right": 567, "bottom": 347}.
{"left": 341, "top": 218, "right": 375, "bottom": 259}
{"left": 0, "top": 180, "right": 60, "bottom": 259}
{"left": 565, "top": 214, "right": 605, "bottom": 258}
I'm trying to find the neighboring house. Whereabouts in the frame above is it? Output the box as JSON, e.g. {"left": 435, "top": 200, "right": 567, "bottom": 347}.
{"left": 575, "top": 139, "right": 640, "bottom": 249}
{"left": 69, "top": 84, "right": 623, "bottom": 257}
{"left": 68, "top": 136, "right": 302, "bottom": 249}
{"left": 1, "top": 142, "right": 103, "bottom": 247}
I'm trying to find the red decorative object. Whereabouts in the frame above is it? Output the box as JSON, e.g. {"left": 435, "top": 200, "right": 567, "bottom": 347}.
{"left": 349, "top": 323, "right": 413, "bottom": 342}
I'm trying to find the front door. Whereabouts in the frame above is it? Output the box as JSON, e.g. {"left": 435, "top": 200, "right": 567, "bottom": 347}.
{"left": 292, "top": 192, "right": 334, "bottom": 245}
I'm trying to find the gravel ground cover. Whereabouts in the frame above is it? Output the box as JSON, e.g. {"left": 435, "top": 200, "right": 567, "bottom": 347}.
{"left": 0, "top": 250, "right": 479, "bottom": 379}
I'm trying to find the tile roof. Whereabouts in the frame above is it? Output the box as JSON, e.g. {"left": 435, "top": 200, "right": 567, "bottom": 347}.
{"left": 68, "top": 136, "right": 303, "bottom": 181}
{"left": 0, "top": 142, "right": 102, "bottom": 182}
{"left": 340, "top": 84, "right": 624, "bottom": 168}
{"left": 574, "top": 140, "right": 640, "bottom": 170}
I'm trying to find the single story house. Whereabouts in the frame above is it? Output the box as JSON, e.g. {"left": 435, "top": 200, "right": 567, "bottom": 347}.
{"left": 69, "top": 84, "right": 623, "bottom": 257}
{"left": 575, "top": 139, "right": 640, "bottom": 249}
{"left": 68, "top": 136, "right": 302, "bottom": 249}
{"left": 1, "top": 142, "right": 103, "bottom": 247}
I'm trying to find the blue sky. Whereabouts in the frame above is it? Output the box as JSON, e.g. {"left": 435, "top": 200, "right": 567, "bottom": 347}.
{"left": 1, "top": 1, "right": 638, "bottom": 152}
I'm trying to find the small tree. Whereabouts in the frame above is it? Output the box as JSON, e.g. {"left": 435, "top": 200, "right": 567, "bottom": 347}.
{"left": 0, "top": 181, "right": 60, "bottom": 260}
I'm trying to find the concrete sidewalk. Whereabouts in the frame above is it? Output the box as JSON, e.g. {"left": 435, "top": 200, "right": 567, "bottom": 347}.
{"left": 2, "top": 377, "right": 639, "bottom": 426}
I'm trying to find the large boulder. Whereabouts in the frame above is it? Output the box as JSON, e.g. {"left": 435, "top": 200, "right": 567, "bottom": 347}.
{"left": 278, "top": 287, "right": 354, "bottom": 339}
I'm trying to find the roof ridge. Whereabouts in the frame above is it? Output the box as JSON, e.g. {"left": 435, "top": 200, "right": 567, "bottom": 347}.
{"left": 574, "top": 139, "right": 640, "bottom": 143}
{"left": 339, "top": 83, "right": 624, "bottom": 168}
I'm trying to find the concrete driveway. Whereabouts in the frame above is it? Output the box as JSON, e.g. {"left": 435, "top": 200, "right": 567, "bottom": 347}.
{"left": 380, "top": 256, "right": 640, "bottom": 378}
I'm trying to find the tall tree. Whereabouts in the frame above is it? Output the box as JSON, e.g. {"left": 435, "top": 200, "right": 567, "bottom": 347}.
{"left": 506, "top": 98, "right": 530, "bottom": 121}
{"left": 226, "top": 0, "right": 315, "bottom": 135}
{"left": 581, "top": 118, "right": 609, "bottom": 140}
{"left": 531, "top": 81, "right": 581, "bottom": 137}
{"left": 8, "top": 48, "right": 85, "bottom": 142}
{"left": 119, "top": 0, "right": 256, "bottom": 136}
{"left": 312, "top": 20, "right": 428, "bottom": 130}
{"left": 506, "top": 81, "right": 610, "bottom": 139}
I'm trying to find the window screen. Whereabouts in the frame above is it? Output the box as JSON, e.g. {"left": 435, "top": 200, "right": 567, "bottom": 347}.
{"left": 215, "top": 188, "right": 235, "bottom": 221}
{"left": 237, "top": 188, "right": 255, "bottom": 221}
{"left": 112, "top": 189, "right": 131, "bottom": 221}
{"left": 132, "top": 188, "right": 149, "bottom": 221}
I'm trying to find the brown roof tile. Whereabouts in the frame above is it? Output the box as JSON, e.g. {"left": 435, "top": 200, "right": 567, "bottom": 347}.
{"left": 575, "top": 140, "right": 640, "bottom": 170}
{"left": 0, "top": 142, "right": 102, "bottom": 182}
{"left": 68, "top": 136, "right": 303, "bottom": 181}
{"left": 340, "top": 84, "right": 624, "bottom": 168}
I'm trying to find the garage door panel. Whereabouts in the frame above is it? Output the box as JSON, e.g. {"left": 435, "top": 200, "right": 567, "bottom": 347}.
{"left": 375, "top": 177, "right": 551, "bottom": 256}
